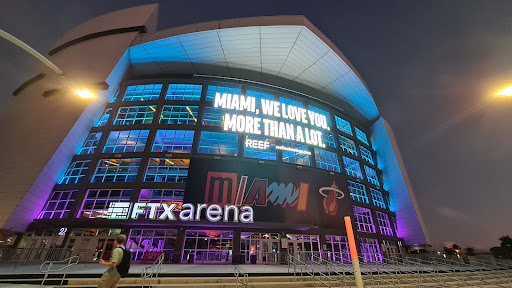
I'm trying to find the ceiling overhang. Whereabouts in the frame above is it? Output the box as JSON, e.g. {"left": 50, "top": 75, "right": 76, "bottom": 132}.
{"left": 127, "top": 16, "right": 379, "bottom": 123}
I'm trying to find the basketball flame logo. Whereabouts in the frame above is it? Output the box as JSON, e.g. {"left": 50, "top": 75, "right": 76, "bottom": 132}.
{"left": 319, "top": 181, "right": 344, "bottom": 216}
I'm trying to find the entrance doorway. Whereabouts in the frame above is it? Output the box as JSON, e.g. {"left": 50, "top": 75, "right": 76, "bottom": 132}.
{"left": 241, "top": 233, "right": 279, "bottom": 263}
{"left": 286, "top": 234, "right": 320, "bottom": 263}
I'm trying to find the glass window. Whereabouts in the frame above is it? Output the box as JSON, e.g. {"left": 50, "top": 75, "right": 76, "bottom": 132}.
{"left": 339, "top": 136, "right": 357, "bottom": 156}
{"left": 370, "top": 188, "right": 386, "bottom": 209}
{"left": 314, "top": 148, "right": 340, "bottom": 172}
{"left": 166, "top": 84, "right": 202, "bottom": 101}
{"left": 144, "top": 158, "right": 190, "bottom": 183}
{"left": 92, "top": 158, "right": 140, "bottom": 183}
{"left": 342, "top": 156, "right": 363, "bottom": 179}
{"left": 152, "top": 130, "right": 194, "bottom": 153}
{"left": 247, "top": 89, "right": 274, "bottom": 106}
{"left": 244, "top": 136, "right": 277, "bottom": 160}
{"left": 364, "top": 166, "right": 380, "bottom": 187}
{"left": 114, "top": 106, "right": 156, "bottom": 125}
{"left": 38, "top": 190, "right": 78, "bottom": 219}
{"left": 103, "top": 130, "right": 149, "bottom": 153}
{"left": 347, "top": 180, "right": 369, "bottom": 203}
{"left": 198, "top": 132, "right": 238, "bottom": 156}
{"left": 376, "top": 212, "right": 393, "bottom": 236}
{"left": 78, "top": 189, "right": 132, "bottom": 218}
{"left": 202, "top": 107, "right": 236, "bottom": 126}
{"left": 123, "top": 84, "right": 162, "bottom": 101}
{"left": 281, "top": 141, "right": 310, "bottom": 166}
{"left": 325, "top": 235, "right": 351, "bottom": 263}
{"left": 160, "top": 105, "right": 198, "bottom": 125}
{"left": 60, "top": 160, "right": 90, "bottom": 184}
{"left": 335, "top": 116, "right": 352, "bottom": 135}
{"left": 321, "top": 131, "right": 336, "bottom": 148}
{"left": 360, "top": 238, "right": 382, "bottom": 262}
{"left": 359, "top": 146, "right": 374, "bottom": 165}
{"left": 355, "top": 127, "right": 369, "bottom": 146}
{"left": 127, "top": 229, "right": 178, "bottom": 261}
{"left": 353, "top": 206, "right": 376, "bottom": 233}
{"left": 206, "top": 85, "right": 241, "bottom": 101}
{"left": 109, "top": 90, "right": 119, "bottom": 103}
{"left": 308, "top": 105, "right": 332, "bottom": 127}
{"left": 138, "top": 189, "right": 184, "bottom": 218}
{"left": 95, "top": 108, "right": 112, "bottom": 127}
{"left": 79, "top": 132, "right": 102, "bottom": 155}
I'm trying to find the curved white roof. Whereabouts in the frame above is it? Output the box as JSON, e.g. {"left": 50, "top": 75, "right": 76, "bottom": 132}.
{"left": 128, "top": 16, "right": 379, "bottom": 122}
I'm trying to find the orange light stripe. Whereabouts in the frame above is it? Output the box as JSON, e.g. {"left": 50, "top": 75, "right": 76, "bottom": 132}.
{"left": 344, "top": 216, "right": 359, "bottom": 260}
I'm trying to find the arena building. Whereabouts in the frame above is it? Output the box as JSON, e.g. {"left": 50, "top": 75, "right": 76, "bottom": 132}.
{"left": 0, "top": 4, "right": 430, "bottom": 264}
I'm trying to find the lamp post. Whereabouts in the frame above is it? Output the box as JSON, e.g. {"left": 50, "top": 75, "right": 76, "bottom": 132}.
{"left": 0, "top": 28, "right": 95, "bottom": 98}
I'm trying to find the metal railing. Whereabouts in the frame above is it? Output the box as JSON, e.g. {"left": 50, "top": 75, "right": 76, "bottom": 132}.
{"left": 287, "top": 253, "right": 333, "bottom": 287}
{"left": 234, "top": 266, "right": 248, "bottom": 287}
{"left": 141, "top": 252, "right": 165, "bottom": 288}
{"left": 39, "top": 255, "right": 80, "bottom": 287}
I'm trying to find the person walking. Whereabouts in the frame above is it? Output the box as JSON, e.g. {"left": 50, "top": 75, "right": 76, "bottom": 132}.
{"left": 97, "top": 234, "right": 127, "bottom": 288}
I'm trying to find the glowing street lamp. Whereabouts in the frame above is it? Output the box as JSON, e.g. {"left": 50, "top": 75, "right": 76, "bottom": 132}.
{"left": 497, "top": 87, "right": 512, "bottom": 97}
{"left": 0, "top": 28, "right": 96, "bottom": 99}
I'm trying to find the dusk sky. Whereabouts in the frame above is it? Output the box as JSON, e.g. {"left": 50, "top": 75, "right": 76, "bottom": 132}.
{"left": 1, "top": 0, "right": 511, "bottom": 250}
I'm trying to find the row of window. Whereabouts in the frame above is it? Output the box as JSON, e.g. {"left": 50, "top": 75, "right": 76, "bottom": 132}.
{"left": 40, "top": 189, "right": 396, "bottom": 238}
{"left": 106, "top": 83, "right": 372, "bottom": 147}
{"left": 75, "top": 129, "right": 379, "bottom": 186}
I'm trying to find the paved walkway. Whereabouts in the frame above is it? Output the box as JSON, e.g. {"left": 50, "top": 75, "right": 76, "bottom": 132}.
{"left": 0, "top": 262, "right": 294, "bottom": 275}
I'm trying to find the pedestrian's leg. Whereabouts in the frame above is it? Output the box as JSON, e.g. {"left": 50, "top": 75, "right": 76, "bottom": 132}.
{"left": 97, "top": 273, "right": 112, "bottom": 288}
{"left": 109, "top": 273, "right": 121, "bottom": 288}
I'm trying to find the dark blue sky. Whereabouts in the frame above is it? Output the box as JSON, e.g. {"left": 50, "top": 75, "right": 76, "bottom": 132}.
{"left": 1, "top": 0, "right": 512, "bottom": 250}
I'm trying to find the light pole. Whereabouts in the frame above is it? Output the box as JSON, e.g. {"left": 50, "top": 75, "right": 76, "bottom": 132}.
{"left": 0, "top": 28, "right": 95, "bottom": 98}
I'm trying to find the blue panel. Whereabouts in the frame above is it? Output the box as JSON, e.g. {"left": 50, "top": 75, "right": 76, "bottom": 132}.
{"left": 355, "top": 127, "right": 369, "bottom": 146}
{"left": 103, "top": 130, "right": 149, "bottom": 153}
{"left": 335, "top": 116, "right": 352, "bottom": 135}
{"left": 364, "top": 165, "right": 380, "bottom": 187}
{"left": 160, "top": 105, "right": 198, "bottom": 124}
{"left": 281, "top": 141, "right": 310, "bottom": 166}
{"left": 347, "top": 180, "right": 368, "bottom": 203}
{"left": 92, "top": 159, "right": 140, "bottom": 183}
{"left": 166, "top": 84, "right": 202, "bottom": 101}
{"left": 314, "top": 148, "right": 340, "bottom": 172}
{"left": 114, "top": 106, "right": 156, "bottom": 125}
{"left": 198, "top": 131, "right": 238, "bottom": 156}
{"left": 339, "top": 136, "right": 357, "bottom": 156}
{"left": 342, "top": 156, "right": 363, "bottom": 179}
{"left": 123, "top": 84, "right": 162, "bottom": 101}
{"left": 144, "top": 158, "right": 190, "bottom": 183}
{"left": 152, "top": 130, "right": 194, "bottom": 153}
{"left": 244, "top": 136, "right": 277, "bottom": 160}
{"left": 206, "top": 85, "right": 241, "bottom": 102}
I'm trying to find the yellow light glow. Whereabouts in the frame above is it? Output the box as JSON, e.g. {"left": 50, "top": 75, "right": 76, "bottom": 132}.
{"left": 497, "top": 86, "right": 512, "bottom": 97}
{"left": 74, "top": 89, "right": 95, "bottom": 98}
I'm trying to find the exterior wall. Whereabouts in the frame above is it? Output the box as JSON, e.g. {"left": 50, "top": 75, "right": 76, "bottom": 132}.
{"left": 0, "top": 5, "right": 158, "bottom": 232}
{"left": 370, "top": 117, "right": 430, "bottom": 246}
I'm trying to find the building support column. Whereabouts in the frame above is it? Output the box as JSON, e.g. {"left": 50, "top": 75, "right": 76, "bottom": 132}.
{"left": 231, "top": 229, "right": 242, "bottom": 264}
{"left": 172, "top": 228, "right": 186, "bottom": 263}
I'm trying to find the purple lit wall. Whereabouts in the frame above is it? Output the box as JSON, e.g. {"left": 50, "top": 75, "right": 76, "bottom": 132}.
{"left": 370, "top": 117, "right": 430, "bottom": 246}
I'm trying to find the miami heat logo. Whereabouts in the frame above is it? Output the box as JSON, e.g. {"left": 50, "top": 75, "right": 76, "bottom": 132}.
{"left": 319, "top": 181, "right": 344, "bottom": 216}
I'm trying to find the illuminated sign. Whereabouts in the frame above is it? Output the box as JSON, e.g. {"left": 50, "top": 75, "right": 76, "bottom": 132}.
{"left": 106, "top": 202, "right": 254, "bottom": 223}
{"left": 215, "top": 93, "right": 330, "bottom": 148}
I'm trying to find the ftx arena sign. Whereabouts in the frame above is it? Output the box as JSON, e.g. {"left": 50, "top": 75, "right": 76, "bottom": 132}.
{"left": 106, "top": 202, "right": 254, "bottom": 223}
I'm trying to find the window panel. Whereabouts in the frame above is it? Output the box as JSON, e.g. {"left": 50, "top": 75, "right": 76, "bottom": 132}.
{"left": 60, "top": 160, "right": 90, "bottom": 184}
{"left": 342, "top": 156, "right": 363, "bottom": 179}
{"left": 308, "top": 105, "right": 332, "bottom": 127}
{"left": 123, "top": 84, "right": 162, "bottom": 101}
{"left": 202, "top": 107, "right": 237, "bottom": 126}
{"left": 144, "top": 158, "right": 190, "bottom": 183}
{"left": 166, "top": 84, "right": 202, "bottom": 101}
{"left": 152, "top": 130, "right": 194, "bottom": 153}
{"left": 281, "top": 141, "right": 310, "bottom": 166}
{"left": 38, "top": 190, "right": 78, "bottom": 219}
{"left": 360, "top": 238, "right": 382, "bottom": 262}
{"left": 321, "top": 131, "right": 336, "bottom": 148}
{"left": 244, "top": 136, "right": 277, "bottom": 160}
{"left": 160, "top": 105, "right": 198, "bottom": 125}
{"left": 335, "top": 116, "right": 352, "bottom": 135}
{"left": 92, "top": 158, "right": 140, "bottom": 183}
{"left": 138, "top": 189, "right": 184, "bottom": 217}
{"left": 206, "top": 85, "right": 241, "bottom": 101}
{"left": 109, "top": 90, "right": 119, "bottom": 103}
{"left": 347, "top": 180, "right": 369, "bottom": 203}
{"left": 95, "top": 108, "right": 112, "bottom": 127}
{"left": 339, "top": 136, "right": 357, "bottom": 156}
{"left": 370, "top": 188, "right": 386, "bottom": 209}
{"left": 114, "top": 106, "right": 156, "bottom": 125}
{"left": 364, "top": 166, "right": 380, "bottom": 187}
{"left": 314, "top": 148, "right": 340, "bottom": 172}
{"left": 79, "top": 132, "right": 102, "bottom": 155}
{"left": 376, "top": 212, "right": 393, "bottom": 236}
{"left": 198, "top": 132, "right": 238, "bottom": 156}
{"left": 360, "top": 145, "right": 374, "bottom": 165}
{"left": 355, "top": 127, "right": 369, "bottom": 146}
{"left": 78, "top": 189, "right": 132, "bottom": 218}
{"left": 103, "top": 130, "right": 149, "bottom": 153}
{"left": 353, "top": 206, "right": 376, "bottom": 233}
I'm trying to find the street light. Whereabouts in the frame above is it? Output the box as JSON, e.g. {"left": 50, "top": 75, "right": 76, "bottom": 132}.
{"left": 497, "top": 86, "right": 512, "bottom": 97}
{"left": 0, "top": 28, "right": 95, "bottom": 99}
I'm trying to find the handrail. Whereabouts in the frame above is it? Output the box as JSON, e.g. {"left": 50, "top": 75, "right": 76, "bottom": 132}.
{"left": 40, "top": 255, "right": 80, "bottom": 287}
{"left": 141, "top": 253, "right": 165, "bottom": 288}
{"left": 234, "top": 266, "right": 248, "bottom": 287}
{"left": 310, "top": 253, "right": 356, "bottom": 287}
{"left": 287, "top": 253, "right": 331, "bottom": 287}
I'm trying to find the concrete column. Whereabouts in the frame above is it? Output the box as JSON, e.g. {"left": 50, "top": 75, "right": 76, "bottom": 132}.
{"left": 172, "top": 228, "right": 186, "bottom": 263}
{"left": 231, "top": 230, "right": 242, "bottom": 264}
